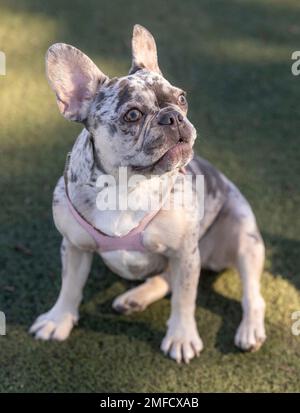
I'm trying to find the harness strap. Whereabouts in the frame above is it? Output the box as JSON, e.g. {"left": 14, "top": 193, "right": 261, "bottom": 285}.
{"left": 64, "top": 153, "right": 185, "bottom": 253}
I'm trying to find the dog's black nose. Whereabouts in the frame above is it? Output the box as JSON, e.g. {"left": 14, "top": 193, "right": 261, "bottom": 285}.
{"left": 157, "top": 110, "right": 184, "bottom": 126}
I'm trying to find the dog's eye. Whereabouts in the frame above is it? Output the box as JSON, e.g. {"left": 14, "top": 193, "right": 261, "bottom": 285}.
{"left": 124, "top": 108, "right": 143, "bottom": 122}
{"left": 178, "top": 94, "right": 187, "bottom": 106}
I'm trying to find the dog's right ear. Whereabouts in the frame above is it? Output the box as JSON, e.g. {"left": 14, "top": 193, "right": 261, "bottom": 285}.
{"left": 46, "top": 43, "right": 108, "bottom": 122}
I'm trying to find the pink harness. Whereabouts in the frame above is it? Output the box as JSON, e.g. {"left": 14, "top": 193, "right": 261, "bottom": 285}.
{"left": 66, "top": 195, "right": 160, "bottom": 253}
{"left": 65, "top": 167, "right": 186, "bottom": 253}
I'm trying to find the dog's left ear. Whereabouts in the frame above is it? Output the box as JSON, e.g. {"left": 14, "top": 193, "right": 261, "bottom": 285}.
{"left": 46, "top": 43, "right": 108, "bottom": 122}
{"left": 129, "top": 24, "right": 162, "bottom": 75}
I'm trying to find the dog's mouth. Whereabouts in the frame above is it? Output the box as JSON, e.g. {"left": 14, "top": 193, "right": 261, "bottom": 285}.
{"left": 131, "top": 138, "right": 192, "bottom": 173}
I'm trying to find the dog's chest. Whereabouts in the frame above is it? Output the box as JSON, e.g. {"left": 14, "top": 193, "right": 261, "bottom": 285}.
{"left": 101, "top": 249, "right": 166, "bottom": 280}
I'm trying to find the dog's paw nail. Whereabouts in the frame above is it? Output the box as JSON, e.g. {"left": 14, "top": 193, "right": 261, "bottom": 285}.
{"left": 113, "top": 304, "right": 127, "bottom": 314}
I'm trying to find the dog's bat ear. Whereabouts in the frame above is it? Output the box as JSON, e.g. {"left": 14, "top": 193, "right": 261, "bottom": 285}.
{"left": 129, "top": 24, "right": 162, "bottom": 75}
{"left": 46, "top": 43, "right": 108, "bottom": 122}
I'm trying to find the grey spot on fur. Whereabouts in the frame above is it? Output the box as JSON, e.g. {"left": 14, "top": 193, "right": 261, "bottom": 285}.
{"left": 95, "top": 91, "right": 106, "bottom": 105}
{"left": 108, "top": 123, "right": 117, "bottom": 136}
{"left": 107, "top": 77, "right": 118, "bottom": 87}
{"left": 70, "top": 170, "right": 78, "bottom": 183}
{"left": 52, "top": 197, "right": 60, "bottom": 206}
{"left": 83, "top": 136, "right": 90, "bottom": 148}
{"left": 128, "top": 263, "right": 144, "bottom": 274}
{"left": 151, "top": 83, "right": 177, "bottom": 108}
{"left": 116, "top": 82, "right": 135, "bottom": 111}
{"left": 188, "top": 158, "right": 228, "bottom": 199}
{"left": 91, "top": 118, "right": 100, "bottom": 130}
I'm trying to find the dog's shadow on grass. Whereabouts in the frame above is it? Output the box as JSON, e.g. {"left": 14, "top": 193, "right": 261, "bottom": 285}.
{"left": 86, "top": 230, "right": 300, "bottom": 355}
{"left": 263, "top": 232, "right": 300, "bottom": 289}
{"left": 197, "top": 270, "right": 242, "bottom": 355}
{"left": 81, "top": 302, "right": 166, "bottom": 357}
{"left": 82, "top": 262, "right": 242, "bottom": 355}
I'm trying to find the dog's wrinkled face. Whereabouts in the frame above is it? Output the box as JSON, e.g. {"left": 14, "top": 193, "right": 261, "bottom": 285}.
{"left": 87, "top": 70, "right": 196, "bottom": 174}
{"left": 46, "top": 25, "right": 196, "bottom": 175}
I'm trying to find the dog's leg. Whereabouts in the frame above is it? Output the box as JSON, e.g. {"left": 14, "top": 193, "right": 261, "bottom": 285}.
{"left": 160, "top": 242, "right": 203, "bottom": 363}
{"left": 112, "top": 272, "right": 170, "bottom": 315}
{"left": 30, "top": 237, "right": 93, "bottom": 341}
{"left": 234, "top": 230, "right": 266, "bottom": 351}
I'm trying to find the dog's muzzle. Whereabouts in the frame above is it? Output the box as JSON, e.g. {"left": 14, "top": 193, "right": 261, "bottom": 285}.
{"left": 156, "top": 107, "right": 191, "bottom": 144}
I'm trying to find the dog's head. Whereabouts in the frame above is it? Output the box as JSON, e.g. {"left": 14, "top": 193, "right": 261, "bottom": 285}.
{"left": 46, "top": 25, "right": 197, "bottom": 175}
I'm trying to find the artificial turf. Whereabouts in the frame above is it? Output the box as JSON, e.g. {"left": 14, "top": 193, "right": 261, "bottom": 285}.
{"left": 0, "top": 0, "right": 300, "bottom": 392}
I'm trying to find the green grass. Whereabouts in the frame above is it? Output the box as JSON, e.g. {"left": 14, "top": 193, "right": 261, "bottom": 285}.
{"left": 0, "top": 0, "right": 300, "bottom": 392}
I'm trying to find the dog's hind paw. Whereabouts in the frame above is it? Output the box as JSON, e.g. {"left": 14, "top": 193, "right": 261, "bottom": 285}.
{"left": 29, "top": 310, "right": 78, "bottom": 341}
{"left": 112, "top": 290, "right": 148, "bottom": 315}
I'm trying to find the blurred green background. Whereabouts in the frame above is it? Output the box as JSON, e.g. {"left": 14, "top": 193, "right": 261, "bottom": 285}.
{"left": 0, "top": 0, "right": 300, "bottom": 392}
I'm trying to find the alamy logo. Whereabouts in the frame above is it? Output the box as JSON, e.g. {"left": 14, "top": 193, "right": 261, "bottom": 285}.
{"left": 0, "top": 51, "right": 6, "bottom": 75}
{"left": 0, "top": 312, "right": 6, "bottom": 335}
{"left": 291, "top": 51, "right": 300, "bottom": 76}
{"left": 291, "top": 311, "right": 300, "bottom": 336}
{"left": 95, "top": 167, "right": 205, "bottom": 217}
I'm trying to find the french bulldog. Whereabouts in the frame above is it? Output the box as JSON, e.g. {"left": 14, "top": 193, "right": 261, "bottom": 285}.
{"left": 30, "top": 25, "right": 266, "bottom": 363}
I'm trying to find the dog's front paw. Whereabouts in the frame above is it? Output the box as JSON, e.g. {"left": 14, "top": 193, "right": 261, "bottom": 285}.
{"left": 234, "top": 316, "right": 266, "bottom": 352}
{"left": 161, "top": 317, "right": 203, "bottom": 364}
{"left": 29, "top": 309, "right": 78, "bottom": 341}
